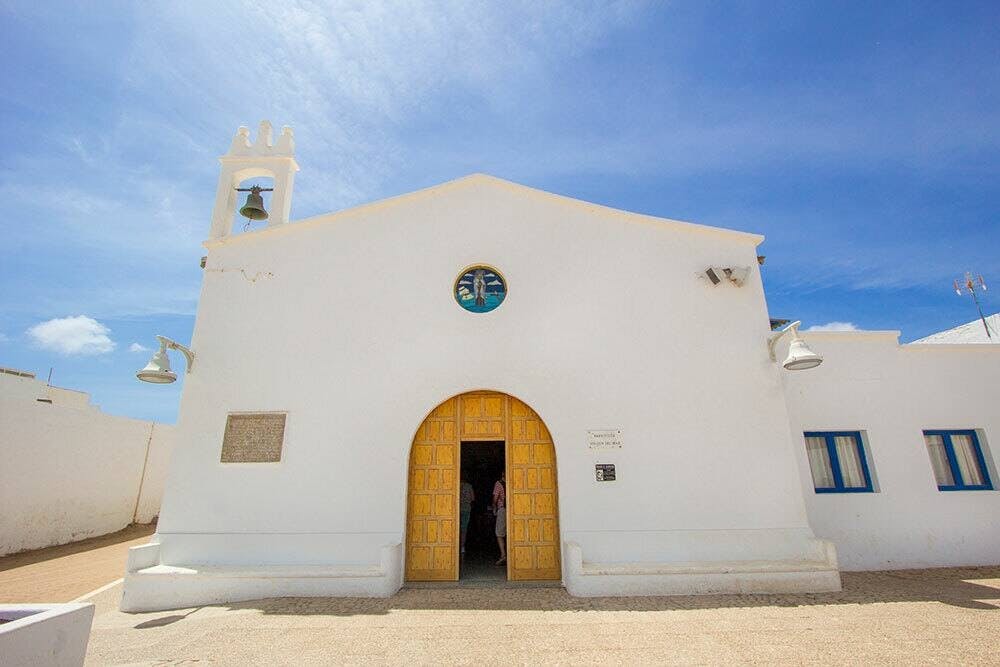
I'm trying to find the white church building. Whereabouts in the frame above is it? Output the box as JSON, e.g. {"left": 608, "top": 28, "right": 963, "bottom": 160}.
{"left": 121, "top": 123, "right": 999, "bottom": 612}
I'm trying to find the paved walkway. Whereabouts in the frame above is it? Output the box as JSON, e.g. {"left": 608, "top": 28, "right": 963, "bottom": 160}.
{"left": 84, "top": 566, "right": 1000, "bottom": 665}
{"left": 0, "top": 523, "right": 156, "bottom": 603}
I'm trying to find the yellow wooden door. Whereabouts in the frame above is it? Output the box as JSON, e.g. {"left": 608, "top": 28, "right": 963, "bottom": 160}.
{"left": 506, "top": 397, "right": 561, "bottom": 580}
{"left": 405, "top": 398, "right": 459, "bottom": 581}
{"left": 460, "top": 392, "right": 506, "bottom": 440}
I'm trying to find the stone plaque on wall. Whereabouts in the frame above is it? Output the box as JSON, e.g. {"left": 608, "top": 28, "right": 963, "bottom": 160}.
{"left": 221, "top": 413, "right": 286, "bottom": 463}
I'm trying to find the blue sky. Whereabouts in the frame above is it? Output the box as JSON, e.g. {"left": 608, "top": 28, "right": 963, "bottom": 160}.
{"left": 2, "top": 1, "right": 998, "bottom": 424}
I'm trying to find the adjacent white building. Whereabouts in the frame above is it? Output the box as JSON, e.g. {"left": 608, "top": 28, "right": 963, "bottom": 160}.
{"left": 913, "top": 313, "right": 999, "bottom": 344}
{"left": 0, "top": 369, "right": 174, "bottom": 555}
{"left": 121, "top": 123, "right": 998, "bottom": 612}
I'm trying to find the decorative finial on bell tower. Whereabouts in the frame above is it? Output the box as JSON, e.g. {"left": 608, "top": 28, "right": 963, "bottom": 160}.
{"left": 255, "top": 120, "right": 273, "bottom": 149}
{"left": 276, "top": 125, "right": 294, "bottom": 153}
{"left": 209, "top": 120, "right": 299, "bottom": 240}
{"left": 229, "top": 126, "right": 251, "bottom": 154}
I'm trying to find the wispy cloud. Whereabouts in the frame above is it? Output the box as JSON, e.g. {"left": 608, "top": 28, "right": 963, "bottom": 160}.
{"left": 26, "top": 316, "right": 116, "bottom": 355}
{"left": 805, "top": 322, "right": 859, "bottom": 332}
{"left": 121, "top": 2, "right": 647, "bottom": 213}
{"left": 1, "top": 2, "right": 647, "bottom": 322}
{"left": 3, "top": 1, "right": 997, "bottom": 421}
{"left": 129, "top": 342, "right": 150, "bottom": 353}
{"left": 7, "top": 0, "right": 995, "bottom": 321}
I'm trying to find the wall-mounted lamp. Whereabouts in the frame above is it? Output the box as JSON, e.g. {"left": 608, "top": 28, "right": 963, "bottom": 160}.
{"left": 767, "top": 321, "right": 823, "bottom": 371}
{"left": 136, "top": 336, "right": 195, "bottom": 384}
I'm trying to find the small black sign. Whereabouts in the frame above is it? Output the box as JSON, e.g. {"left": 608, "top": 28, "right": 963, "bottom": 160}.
{"left": 595, "top": 463, "right": 616, "bottom": 481}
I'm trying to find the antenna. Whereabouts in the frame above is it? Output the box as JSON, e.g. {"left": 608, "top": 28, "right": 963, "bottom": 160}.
{"left": 954, "top": 272, "right": 993, "bottom": 339}
{"left": 37, "top": 367, "right": 54, "bottom": 404}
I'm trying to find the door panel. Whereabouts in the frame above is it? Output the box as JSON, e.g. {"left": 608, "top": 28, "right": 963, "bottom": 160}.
{"left": 461, "top": 392, "right": 506, "bottom": 439}
{"left": 406, "top": 392, "right": 560, "bottom": 582}
{"left": 405, "top": 398, "right": 459, "bottom": 581}
{"left": 506, "top": 397, "right": 561, "bottom": 581}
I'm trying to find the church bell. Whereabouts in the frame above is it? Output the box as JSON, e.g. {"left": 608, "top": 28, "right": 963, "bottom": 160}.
{"left": 236, "top": 184, "right": 273, "bottom": 221}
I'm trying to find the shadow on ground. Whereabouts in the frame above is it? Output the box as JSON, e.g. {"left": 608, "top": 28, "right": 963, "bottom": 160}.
{"left": 127, "top": 565, "right": 1000, "bottom": 626}
{"left": 133, "top": 608, "right": 201, "bottom": 629}
{"left": 0, "top": 522, "right": 157, "bottom": 572}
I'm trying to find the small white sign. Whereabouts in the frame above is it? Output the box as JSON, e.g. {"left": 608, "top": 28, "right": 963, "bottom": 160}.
{"left": 587, "top": 429, "right": 623, "bottom": 450}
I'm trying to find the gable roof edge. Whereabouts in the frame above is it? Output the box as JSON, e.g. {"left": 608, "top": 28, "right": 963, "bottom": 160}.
{"left": 205, "top": 173, "right": 764, "bottom": 249}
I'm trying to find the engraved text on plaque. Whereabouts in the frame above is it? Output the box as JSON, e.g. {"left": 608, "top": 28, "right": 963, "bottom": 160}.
{"left": 221, "top": 413, "right": 286, "bottom": 463}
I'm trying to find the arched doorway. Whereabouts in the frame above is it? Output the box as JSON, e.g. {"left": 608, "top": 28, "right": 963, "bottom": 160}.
{"left": 404, "top": 391, "right": 561, "bottom": 582}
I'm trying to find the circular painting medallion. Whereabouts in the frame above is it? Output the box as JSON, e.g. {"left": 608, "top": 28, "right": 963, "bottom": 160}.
{"left": 455, "top": 265, "right": 506, "bottom": 313}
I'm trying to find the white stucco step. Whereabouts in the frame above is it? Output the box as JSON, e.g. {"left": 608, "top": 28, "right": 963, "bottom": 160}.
{"left": 579, "top": 559, "right": 835, "bottom": 577}
{"left": 120, "top": 542, "right": 406, "bottom": 611}
{"left": 563, "top": 541, "right": 842, "bottom": 597}
{"left": 134, "top": 563, "right": 385, "bottom": 579}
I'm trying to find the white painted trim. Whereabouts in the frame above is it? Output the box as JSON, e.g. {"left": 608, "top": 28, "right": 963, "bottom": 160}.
{"left": 72, "top": 578, "right": 123, "bottom": 602}
{"left": 204, "top": 174, "right": 765, "bottom": 249}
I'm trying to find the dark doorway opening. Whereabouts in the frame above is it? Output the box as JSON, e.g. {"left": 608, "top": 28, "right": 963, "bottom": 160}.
{"left": 460, "top": 441, "right": 505, "bottom": 581}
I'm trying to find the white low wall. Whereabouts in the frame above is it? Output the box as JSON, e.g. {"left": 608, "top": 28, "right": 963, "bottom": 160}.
{"left": 120, "top": 542, "right": 403, "bottom": 612}
{"left": 0, "top": 373, "right": 174, "bottom": 555}
{"left": 0, "top": 603, "right": 95, "bottom": 667}
{"left": 784, "top": 333, "right": 1000, "bottom": 570}
{"left": 564, "top": 540, "right": 841, "bottom": 597}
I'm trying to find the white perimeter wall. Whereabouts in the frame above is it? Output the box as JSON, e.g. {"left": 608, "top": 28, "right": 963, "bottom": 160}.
{"left": 0, "top": 373, "right": 174, "bottom": 555}
{"left": 784, "top": 332, "right": 1000, "bottom": 570}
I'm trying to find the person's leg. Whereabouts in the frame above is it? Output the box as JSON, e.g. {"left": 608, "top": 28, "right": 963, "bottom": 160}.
{"left": 495, "top": 508, "right": 506, "bottom": 564}
{"left": 460, "top": 510, "right": 470, "bottom": 554}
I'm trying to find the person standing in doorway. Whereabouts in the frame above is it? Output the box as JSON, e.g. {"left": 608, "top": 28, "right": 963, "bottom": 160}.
{"left": 460, "top": 477, "right": 474, "bottom": 557}
{"left": 492, "top": 470, "right": 506, "bottom": 565}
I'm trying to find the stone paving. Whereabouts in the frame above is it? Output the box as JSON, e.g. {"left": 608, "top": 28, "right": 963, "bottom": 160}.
{"left": 83, "top": 566, "right": 1000, "bottom": 665}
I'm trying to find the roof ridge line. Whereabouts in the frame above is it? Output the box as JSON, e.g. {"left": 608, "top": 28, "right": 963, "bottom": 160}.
{"left": 205, "top": 173, "right": 764, "bottom": 248}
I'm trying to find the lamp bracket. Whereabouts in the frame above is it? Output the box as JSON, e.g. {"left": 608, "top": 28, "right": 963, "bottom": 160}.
{"left": 156, "top": 335, "right": 195, "bottom": 373}
{"left": 767, "top": 320, "right": 802, "bottom": 361}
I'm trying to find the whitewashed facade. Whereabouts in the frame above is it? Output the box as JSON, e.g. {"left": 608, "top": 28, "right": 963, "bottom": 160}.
{"left": 121, "top": 124, "right": 999, "bottom": 611}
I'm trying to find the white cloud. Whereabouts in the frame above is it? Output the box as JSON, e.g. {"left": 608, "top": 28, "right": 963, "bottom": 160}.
{"left": 129, "top": 342, "right": 150, "bottom": 353}
{"left": 0, "top": 332, "right": 9, "bottom": 343}
{"left": 805, "top": 322, "right": 859, "bottom": 332}
{"left": 26, "top": 316, "right": 116, "bottom": 355}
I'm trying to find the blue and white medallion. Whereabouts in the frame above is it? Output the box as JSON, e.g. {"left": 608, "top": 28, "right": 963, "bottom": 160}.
{"left": 455, "top": 266, "right": 506, "bottom": 313}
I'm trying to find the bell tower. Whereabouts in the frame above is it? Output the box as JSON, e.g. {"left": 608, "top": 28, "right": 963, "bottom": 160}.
{"left": 209, "top": 120, "right": 299, "bottom": 240}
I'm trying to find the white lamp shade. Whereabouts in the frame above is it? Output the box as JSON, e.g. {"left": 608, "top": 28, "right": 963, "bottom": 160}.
{"left": 136, "top": 348, "right": 177, "bottom": 384}
{"left": 783, "top": 337, "right": 823, "bottom": 370}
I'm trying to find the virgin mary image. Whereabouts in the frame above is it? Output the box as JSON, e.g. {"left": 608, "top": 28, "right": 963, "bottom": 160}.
{"left": 473, "top": 269, "right": 487, "bottom": 306}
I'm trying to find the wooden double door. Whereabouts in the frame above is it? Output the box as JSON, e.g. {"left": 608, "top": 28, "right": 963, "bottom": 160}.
{"left": 405, "top": 391, "right": 561, "bottom": 582}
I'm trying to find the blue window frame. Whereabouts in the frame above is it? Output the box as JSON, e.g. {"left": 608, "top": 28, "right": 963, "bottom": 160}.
{"left": 923, "top": 430, "right": 993, "bottom": 491}
{"left": 803, "top": 431, "right": 874, "bottom": 493}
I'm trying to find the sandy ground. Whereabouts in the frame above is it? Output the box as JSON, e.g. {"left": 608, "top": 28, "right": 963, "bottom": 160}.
{"left": 81, "top": 567, "right": 1000, "bottom": 666}
{"left": 4, "top": 534, "right": 998, "bottom": 665}
{"left": 0, "top": 523, "right": 156, "bottom": 603}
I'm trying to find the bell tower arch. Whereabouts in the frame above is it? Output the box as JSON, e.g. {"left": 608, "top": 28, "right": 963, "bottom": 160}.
{"left": 209, "top": 120, "right": 299, "bottom": 240}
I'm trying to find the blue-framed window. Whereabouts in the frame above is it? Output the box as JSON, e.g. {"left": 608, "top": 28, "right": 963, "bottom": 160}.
{"left": 923, "top": 430, "right": 993, "bottom": 491}
{"left": 803, "top": 431, "right": 874, "bottom": 493}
